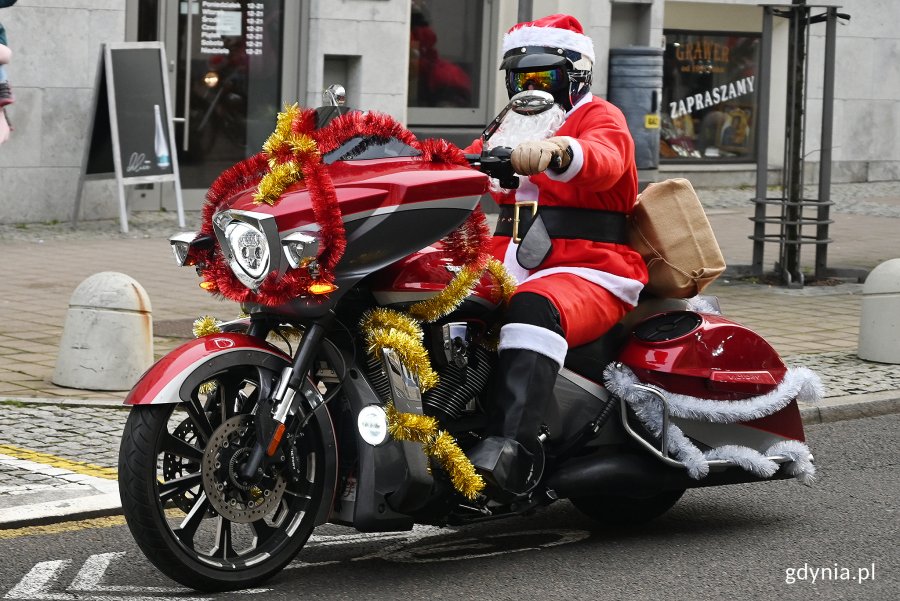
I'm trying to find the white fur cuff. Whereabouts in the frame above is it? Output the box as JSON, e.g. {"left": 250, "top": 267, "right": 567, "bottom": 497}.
{"left": 498, "top": 323, "right": 568, "bottom": 368}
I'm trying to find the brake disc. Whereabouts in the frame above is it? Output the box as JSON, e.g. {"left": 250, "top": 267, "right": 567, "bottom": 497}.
{"left": 202, "top": 415, "right": 287, "bottom": 524}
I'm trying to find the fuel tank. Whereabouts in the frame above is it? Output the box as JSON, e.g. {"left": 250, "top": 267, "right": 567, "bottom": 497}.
{"left": 618, "top": 310, "right": 788, "bottom": 401}
{"left": 370, "top": 243, "right": 503, "bottom": 309}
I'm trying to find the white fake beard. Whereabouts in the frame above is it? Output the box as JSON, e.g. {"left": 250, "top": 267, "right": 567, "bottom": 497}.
{"left": 486, "top": 104, "right": 566, "bottom": 193}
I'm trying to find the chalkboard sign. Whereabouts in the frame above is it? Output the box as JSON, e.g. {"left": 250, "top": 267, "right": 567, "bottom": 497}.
{"left": 75, "top": 42, "right": 184, "bottom": 233}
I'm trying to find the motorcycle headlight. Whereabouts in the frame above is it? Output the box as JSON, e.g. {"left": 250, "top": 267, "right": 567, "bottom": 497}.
{"left": 212, "top": 210, "right": 280, "bottom": 290}
{"left": 282, "top": 231, "right": 319, "bottom": 269}
{"left": 170, "top": 232, "right": 195, "bottom": 266}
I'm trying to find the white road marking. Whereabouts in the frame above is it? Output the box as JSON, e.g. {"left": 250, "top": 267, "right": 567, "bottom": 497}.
{"left": 0, "top": 454, "right": 120, "bottom": 527}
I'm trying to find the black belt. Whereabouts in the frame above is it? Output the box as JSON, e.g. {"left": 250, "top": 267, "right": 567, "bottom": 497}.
{"left": 495, "top": 204, "right": 629, "bottom": 244}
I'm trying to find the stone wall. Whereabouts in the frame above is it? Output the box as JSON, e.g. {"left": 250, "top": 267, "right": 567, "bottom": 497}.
{"left": 0, "top": 0, "right": 125, "bottom": 224}
{"left": 304, "top": 0, "right": 410, "bottom": 121}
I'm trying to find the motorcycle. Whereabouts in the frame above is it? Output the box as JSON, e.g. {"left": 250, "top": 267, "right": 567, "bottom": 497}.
{"left": 118, "top": 89, "right": 819, "bottom": 592}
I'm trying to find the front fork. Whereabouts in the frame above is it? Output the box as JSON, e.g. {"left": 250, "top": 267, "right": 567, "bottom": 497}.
{"left": 239, "top": 312, "right": 334, "bottom": 480}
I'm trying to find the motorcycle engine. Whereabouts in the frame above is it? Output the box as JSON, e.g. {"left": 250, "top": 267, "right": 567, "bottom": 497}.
{"left": 365, "top": 320, "right": 494, "bottom": 424}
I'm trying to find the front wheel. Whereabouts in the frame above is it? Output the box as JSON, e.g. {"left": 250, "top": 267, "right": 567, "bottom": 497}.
{"left": 118, "top": 359, "right": 328, "bottom": 591}
{"left": 569, "top": 489, "right": 685, "bottom": 526}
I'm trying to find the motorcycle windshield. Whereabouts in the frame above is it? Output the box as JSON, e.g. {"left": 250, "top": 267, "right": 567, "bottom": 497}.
{"left": 323, "top": 136, "right": 422, "bottom": 164}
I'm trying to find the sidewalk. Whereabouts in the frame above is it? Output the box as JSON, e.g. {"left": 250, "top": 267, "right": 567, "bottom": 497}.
{"left": 1, "top": 181, "right": 899, "bottom": 528}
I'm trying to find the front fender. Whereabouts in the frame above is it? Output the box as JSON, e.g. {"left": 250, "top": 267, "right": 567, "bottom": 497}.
{"left": 125, "top": 333, "right": 289, "bottom": 406}
{"left": 124, "top": 333, "right": 339, "bottom": 526}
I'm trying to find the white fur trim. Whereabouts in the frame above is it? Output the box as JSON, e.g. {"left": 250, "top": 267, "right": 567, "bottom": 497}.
{"left": 605, "top": 364, "right": 823, "bottom": 424}
{"left": 603, "top": 363, "right": 822, "bottom": 483}
{"left": 767, "top": 439, "right": 816, "bottom": 485}
{"left": 544, "top": 137, "right": 583, "bottom": 183}
{"left": 704, "top": 445, "right": 779, "bottom": 478}
{"left": 498, "top": 323, "right": 567, "bottom": 368}
{"left": 515, "top": 176, "right": 539, "bottom": 201}
{"left": 503, "top": 25, "right": 595, "bottom": 63}
{"left": 687, "top": 295, "right": 722, "bottom": 315}
{"left": 525, "top": 266, "right": 644, "bottom": 306}
{"left": 501, "top": 239, "right": 531, "bottom": 284}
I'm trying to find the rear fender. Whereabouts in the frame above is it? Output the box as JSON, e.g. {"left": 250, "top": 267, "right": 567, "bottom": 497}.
{"left": 124, "top": 333, "right": 338, "bottom": 526}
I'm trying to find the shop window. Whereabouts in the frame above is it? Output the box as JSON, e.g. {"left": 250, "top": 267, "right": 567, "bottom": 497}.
{"left": 408, "top": 0, "right": 492, "bottom": 126}
{"left": 661, "top": 30, "right": 760, "bottom": 162}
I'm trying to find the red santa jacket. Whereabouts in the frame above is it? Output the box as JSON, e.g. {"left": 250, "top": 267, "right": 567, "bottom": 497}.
{"left": 468, "top": 94, "right": 649, "bottom": 306}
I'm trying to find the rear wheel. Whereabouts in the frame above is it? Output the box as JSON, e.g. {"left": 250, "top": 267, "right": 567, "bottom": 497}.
{"left": 118, "top": 358, "right": 327, "bottom": 591}
{"left": 569, "top": 489, "right": 685, "bottom": 526}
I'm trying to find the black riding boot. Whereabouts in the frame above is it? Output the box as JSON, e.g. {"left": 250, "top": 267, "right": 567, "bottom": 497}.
{"left": 468, "top": 348, "right": 559, "bottom": 496}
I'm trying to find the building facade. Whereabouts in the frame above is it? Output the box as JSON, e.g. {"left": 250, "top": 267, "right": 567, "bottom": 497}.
{"left": 0, "top": 0, "right": 897, "bottom": 223}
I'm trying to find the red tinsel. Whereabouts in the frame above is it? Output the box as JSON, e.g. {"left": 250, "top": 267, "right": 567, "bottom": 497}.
{"left": 416, "top": 137, "right": 470, "bottom": 166}
{"left": 198, "top": 104, "right": 492, "bottom": 307}
{"left": 201, "top": 153, "right": 269, "bottom": 236}
{"left": 300, "top": 159, "right": 345, "bottom": 274}
{"left": 443, "top": 207, "right": 492, "bottom": 269}
{"left": 312, "top": 111, "right": 417, "bottom": 154}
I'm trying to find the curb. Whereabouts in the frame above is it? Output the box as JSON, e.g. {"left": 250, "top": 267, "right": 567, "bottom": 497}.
{"left": 0, "top": 396, "right": 127, "bottom": 410}
{"left": 799, "top": 390, "right": 900, "bottom": 425}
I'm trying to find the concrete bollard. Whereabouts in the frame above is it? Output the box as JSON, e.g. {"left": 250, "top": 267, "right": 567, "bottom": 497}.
{"left": 52, "top": 272, "right": 154, "bottom": 391}
{"left": 858, "top": 258, "right": 900, "bottom": 364}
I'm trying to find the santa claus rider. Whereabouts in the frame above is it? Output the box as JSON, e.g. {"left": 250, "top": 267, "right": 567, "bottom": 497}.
{"left": 465, "top": 14, "right": 649, "bottom": 497}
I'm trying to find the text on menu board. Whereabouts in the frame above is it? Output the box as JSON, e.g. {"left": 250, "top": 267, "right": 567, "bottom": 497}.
{"left": 200, "top": 1, "right": 265, "bottom": 56}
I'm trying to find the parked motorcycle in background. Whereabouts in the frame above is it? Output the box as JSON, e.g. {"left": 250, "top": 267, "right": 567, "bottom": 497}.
{"left": 118, "top": 88, "right": 820, "bottom": 591}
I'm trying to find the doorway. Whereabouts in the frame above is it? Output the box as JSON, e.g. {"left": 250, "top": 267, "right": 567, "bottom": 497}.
{"left": 133, "top": 0, "right": 288, "bottom": 206}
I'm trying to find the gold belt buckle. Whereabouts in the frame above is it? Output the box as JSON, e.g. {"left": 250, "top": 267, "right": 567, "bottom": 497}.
{"left": 512, "top": 201, "right": 538, "bottom": 244}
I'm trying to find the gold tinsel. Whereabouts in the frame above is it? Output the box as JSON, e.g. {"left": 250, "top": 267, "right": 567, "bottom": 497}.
{"left": 254, "top": 161, "right": 301, "bottom": 205}
{"left": 262, "top": 103, "right": 300, "bottom": 156}
{"left": 288, "top": 132, "right": 319, "bottom": 156}
{"left": 426, "top": 430, "right": 485, "bottom": 500}
{"left": 384, "top": 403, "right": 485, "bottom": 500}
{"left": 407, "top": 264, "right": 484, "bottom": 323}
{"left": 255, "top": 103, "right": 314, "bottom": 206}
{"left": 366, "top": 325, "right": 439, "bottom": 391}
{"left": 487, "top": 258, "right": 517, "bottom": 305}
{"left": 192, "top": 315, "right": 223, "bottom": 337}
{"left": 385, "top": 402, "right": 439, "bottom": 443}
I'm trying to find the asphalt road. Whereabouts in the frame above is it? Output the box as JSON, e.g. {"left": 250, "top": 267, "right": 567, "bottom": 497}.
{"left": 2, "top": 414, "right": 897, "bottom": 601}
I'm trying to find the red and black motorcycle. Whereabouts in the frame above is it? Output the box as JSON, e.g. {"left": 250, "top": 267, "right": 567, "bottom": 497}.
{"left": 118, "top": 90, "right": 819, "bottom": 591}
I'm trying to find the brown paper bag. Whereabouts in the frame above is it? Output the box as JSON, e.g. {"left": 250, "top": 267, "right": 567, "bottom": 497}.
{"left": 629, "top": 178, "right": 726, "bottom": 298}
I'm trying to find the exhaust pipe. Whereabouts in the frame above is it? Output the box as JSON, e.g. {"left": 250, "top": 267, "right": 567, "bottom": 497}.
{"left": 547, "top": 450, "right": 794, "bottom": 498}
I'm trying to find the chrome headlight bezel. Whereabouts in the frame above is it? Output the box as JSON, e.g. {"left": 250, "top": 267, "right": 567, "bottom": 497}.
{"left": 169, "top": 232, "right": 197, "bottom": 266}
{"left": 281, "top": 231, "right": 320, "bottom": 269}
{"left": 212, "top": 210, "right": 282, "bottom": 290}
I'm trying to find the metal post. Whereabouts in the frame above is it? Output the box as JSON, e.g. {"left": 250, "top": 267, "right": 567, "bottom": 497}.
{"left": 781, "top": 1, "right": 807, "bottom": 286}
{"left": 815, "top": 7, "right": 837, "bottom": 279}
{"left": 751, "top": 7, "right": 774, "bottom": 276}
{"left": 517, "top": 0, "right": 532, "bottom": 23}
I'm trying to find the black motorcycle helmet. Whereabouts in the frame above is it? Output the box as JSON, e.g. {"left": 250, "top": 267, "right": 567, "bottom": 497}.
{"left": 500, "top": 14, "right": 595, "bottom": 111}
{"left": 502, "top": 48, "right": 592, "bottom": 111}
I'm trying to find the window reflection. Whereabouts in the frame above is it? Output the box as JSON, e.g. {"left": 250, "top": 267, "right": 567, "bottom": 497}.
{"left": 409, "top": 0, "right": 481, "bottom": 109}
{"left": 661, "top": 31, "right": 760, "bottom": 162}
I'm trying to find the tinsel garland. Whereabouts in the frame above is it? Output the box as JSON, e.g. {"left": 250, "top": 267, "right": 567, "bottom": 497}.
{"left": 384, "top": 403, "right": 484, "bottom": 500}
{"left": 192, "top": 315, "right": 223, "bottom": 337}
{"left": 195, "top": 107, "right": 478, "bottom": 305}
{"left": 360, "top": 208, "right": 515, "bottom": 501}
{"left": 360, "top": 308, "right": 439, "bottom": 391}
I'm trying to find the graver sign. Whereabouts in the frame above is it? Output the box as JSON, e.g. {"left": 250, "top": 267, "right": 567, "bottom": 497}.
{"left": 5, "top": 528, "right": 590, "bottom": 598}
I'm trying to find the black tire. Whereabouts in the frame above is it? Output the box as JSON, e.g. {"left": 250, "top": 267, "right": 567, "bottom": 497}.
{"left": 569, "top": 489, "right": 685, "bottom": 526}
{"left": 118, "top": 356, "right": 328, "bottom": 592}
